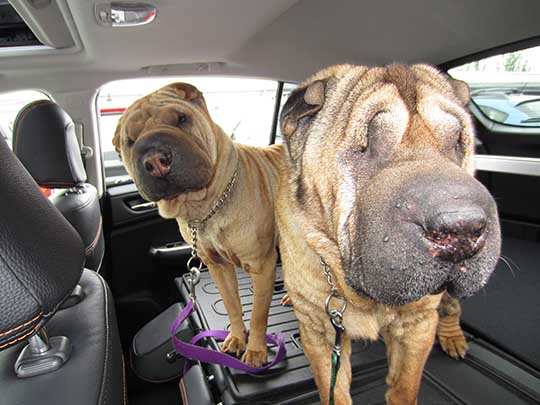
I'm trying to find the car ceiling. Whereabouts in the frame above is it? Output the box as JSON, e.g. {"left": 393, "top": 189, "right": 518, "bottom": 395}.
{"left": 2, "top": 0, "right": 540, "bottom": 93}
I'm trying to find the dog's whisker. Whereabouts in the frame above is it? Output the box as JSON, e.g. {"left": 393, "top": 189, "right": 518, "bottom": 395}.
{"left": 499, "top": 255, "right": 517, "bottom": 278}
{"left": 502, "top": 254, "right": 521, "bottom": 273}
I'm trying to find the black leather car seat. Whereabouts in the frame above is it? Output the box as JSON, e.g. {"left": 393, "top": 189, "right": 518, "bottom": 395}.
{"left": 13, "top": 100, "right": 104, "bottom": 270}
{"left": 0, "top": 136, "right": 125, "bottom": 404}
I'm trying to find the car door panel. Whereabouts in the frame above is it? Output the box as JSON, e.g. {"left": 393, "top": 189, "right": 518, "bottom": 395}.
{"left": 104, "top": 184, "right": 190, "bottom": 352}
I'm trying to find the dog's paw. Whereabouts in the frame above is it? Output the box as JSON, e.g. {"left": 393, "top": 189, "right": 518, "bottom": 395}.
{"left": 281, "top": 293, "right": 293, "bottom": 306}
{"left": 222, "top": 333, "right": 246, "bottom": 357}
{"left": 439, "top": 334, "right": 468, "bottom": 359}
{"left": 241, "top": 348, "right": 268, "bottom": 368}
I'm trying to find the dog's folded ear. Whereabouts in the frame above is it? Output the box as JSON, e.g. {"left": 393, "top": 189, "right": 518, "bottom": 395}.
{"left": 112, "top": 116, "right": 123, "bottom": 156}
{"left": 169, "top": 82, "right": 201, "bottom": 101}
{"left": 450, "top": 79, "right": 470, "bottom": 106}
{"left": 280, "top": 80, "right": 326, "bottom": 138}
{"left": 167, "top": 82, "right": 210, "bottom": 112}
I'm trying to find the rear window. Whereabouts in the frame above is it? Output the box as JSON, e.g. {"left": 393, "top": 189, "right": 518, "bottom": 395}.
{"left": 97, "top": 77, "right": 279, "bottom": 184}
{"left": 449, "top": 45, "right": 540, "bottom": 127}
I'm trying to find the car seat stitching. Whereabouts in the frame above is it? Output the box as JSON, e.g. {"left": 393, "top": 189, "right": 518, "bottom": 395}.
{"left": 85, "top": 216, "right": 103, "bottom": 255}
{"left": 0, "top": 310, "right": 43, "bottom": 337}
{"left": 96, "top": 272, "right": 111, "bottom": 405}
{"left": 0, "top": 320, "right": 42, "bottom": 350}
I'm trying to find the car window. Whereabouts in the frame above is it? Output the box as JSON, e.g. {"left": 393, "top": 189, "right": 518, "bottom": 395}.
{"left": 0, "top": 90, "right": 51, "bottom": 148}
{"left": 449, "top": 45, "right": 540, "bottom": 127}
{"left": 97, "top": 77, "right": 279, "bottom": 184}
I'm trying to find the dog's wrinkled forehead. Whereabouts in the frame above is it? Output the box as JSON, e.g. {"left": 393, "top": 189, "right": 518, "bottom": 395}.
{"left": 281, "top": 63, "right": 474, "bottom": 171}
{"left": 114, "top": 82, "right": 208, "bottom": 147}
{"left": 300, "top": 63, "right": 468, "bottom": 107}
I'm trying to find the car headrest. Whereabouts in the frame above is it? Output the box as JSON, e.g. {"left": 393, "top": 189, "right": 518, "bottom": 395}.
{"left": 0, "top": 136, "right": 85, "bottom": 351}
{"left": 13, "top": 100, "right": 87, "bottom": 188}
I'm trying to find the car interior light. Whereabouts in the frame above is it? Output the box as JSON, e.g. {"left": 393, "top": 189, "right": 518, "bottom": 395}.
{"left": 95, "top": 2, "right": 157, "bottom": 28}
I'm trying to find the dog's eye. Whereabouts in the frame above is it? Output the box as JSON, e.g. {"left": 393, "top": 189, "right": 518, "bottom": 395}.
{"left": 126, "top": 139, "right": 134, "bottom": 147}
{"left": 178, "top": 113, "right": 187, "bottom": 124}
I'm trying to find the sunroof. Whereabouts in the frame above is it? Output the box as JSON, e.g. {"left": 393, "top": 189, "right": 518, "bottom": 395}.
{"left": 0, "top": 2, "right": 43, "bottom": 47}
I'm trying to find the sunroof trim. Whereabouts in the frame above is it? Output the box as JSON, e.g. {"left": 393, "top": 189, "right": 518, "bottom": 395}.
{"left": 0, "top": 2, "right": 44, "bottom": 48}
{"left": 0, "top": 44, "right": 52, "bottom": 53}
{"left": 9, "top": 0, "right": 76, "bottom": 49}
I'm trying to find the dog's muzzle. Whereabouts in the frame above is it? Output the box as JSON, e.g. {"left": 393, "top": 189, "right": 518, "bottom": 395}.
{"left": 131, "top": 130, "right": 213, "bottom": 201}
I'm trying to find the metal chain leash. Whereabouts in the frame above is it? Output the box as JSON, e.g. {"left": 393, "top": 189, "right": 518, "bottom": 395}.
{"left": 320, "top": 256, "right": 347, "bottom": 405}
{"left": 321, "top": 256, "right": 347, "bottom": 325}
{"left": 186, "top": 164, "right": 239, "bottom": 300}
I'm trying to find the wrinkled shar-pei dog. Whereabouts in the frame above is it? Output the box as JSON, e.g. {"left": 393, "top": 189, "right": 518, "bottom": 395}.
{"left": 113, "top": 83, "right": 283, "bottom": 367}
{"left": 276, "top": 64, "right": 501, "bottom": 404}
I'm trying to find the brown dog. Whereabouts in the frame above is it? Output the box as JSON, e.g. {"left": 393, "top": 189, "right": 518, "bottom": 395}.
{"left": 276, "top": 64, "right": 501, "bottom": 404}
{"left": 112, "top": 83, "right": 283, "bottom": 367}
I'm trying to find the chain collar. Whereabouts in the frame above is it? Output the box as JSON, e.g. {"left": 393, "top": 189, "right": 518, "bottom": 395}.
{"left": 320, "top": 256, "right": 346, "bottom": 405}
{"left": 186, "top": 163, "right": 239, "bottom": 299}
{"left": 320, "top": 256, "right": 347, "bottom": 324}
{"left": 188, "top": 163, "right": 239, "bottom": 231}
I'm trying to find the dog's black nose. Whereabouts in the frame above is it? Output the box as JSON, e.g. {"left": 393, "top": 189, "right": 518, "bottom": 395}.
{"left": 425, "top": 205, "right": 487, "bottom": 263}
{"left": 143, "top": 149, "right": 172, "bottom": 178}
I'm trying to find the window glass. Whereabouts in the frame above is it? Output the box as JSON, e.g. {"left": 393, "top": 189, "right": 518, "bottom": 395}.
{"left": 449, "top": 45, "right": 540, "bottom": 127}
{"left": 97, "top": 77, "right": 278, "bottom": 182}
{"left": 0, "top": 89, "right": 50, "bottom": 148}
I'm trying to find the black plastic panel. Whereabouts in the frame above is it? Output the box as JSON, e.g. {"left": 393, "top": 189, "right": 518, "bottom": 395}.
{"left": 176, "top": 268, "right": 540, "bottom": 404}
{"left": 462, "top": 226, "right": 540, "bottom": 371}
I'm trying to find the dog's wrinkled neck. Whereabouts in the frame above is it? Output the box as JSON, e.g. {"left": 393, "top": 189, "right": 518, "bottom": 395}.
{"left": 197, "top": 127, "right": 239, "bottom": 218}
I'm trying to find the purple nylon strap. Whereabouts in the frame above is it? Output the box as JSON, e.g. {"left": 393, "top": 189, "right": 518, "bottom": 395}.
{"left": 171, "top": 299, "right": 287, "bottom": 374}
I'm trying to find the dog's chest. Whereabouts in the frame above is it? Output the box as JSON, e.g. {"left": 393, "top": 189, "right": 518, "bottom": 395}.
{"left": 178, "top": 221, "right": 248, "bottom": 270}
{"left": 343, "top": 305, "right": 395, "bottom": 341}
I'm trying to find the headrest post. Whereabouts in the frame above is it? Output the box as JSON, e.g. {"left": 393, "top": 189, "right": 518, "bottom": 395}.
{"left": 14, "top": 327, "right": 72, "bottom": 378}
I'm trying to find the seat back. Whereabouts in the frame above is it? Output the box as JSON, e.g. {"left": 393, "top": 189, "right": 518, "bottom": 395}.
{"left": 13, "top": 100, "right": 104, "bottom": 270}
{"left": 0, "top": 136, "right": 84, "bottom": 349}
{"left": 0, "top": 136, "right": 125, "bottom": 404}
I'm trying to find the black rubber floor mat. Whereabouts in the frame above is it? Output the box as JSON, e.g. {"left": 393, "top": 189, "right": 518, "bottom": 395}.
{"left": 176, "top": 267, "right": 540, "bottom": 404}
{"left": 462, "top": 235, "right": 540, "bottom": 370}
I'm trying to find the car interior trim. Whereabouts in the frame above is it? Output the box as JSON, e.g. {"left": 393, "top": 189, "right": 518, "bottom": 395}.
{"left": 476, "top": 155, "right": 540, "bottom": 177}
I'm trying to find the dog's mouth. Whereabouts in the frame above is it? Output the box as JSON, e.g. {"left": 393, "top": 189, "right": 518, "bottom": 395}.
{"left": 162, "top": 192, "right": 180, "bottom": 201}
{"left": 423, "top": 229, "right": 487, "bottom": 264}
{"left": 159, "top": 187, "right": 208, "bottom": 203}
{"left": 346, "top": 269, "right": 450, "bottom": 307}
{"left": 341, "top": 221, "right": 498, "bottom": 307}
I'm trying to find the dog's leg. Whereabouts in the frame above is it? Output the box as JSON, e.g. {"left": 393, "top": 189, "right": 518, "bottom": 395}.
{"left": 242, "top": 252, "right": 277, "bottom": 367}
{"left": 437, "top": 292, "right": 468, "bottom": 359}
{"left": 300, "top": 321, "right": 353, "bottom": 405}
{"left": 207, "top": 264, "right": 247, "bottom": 356}
{"left": 383, "top": 310, "right": 438, "bottom": 405}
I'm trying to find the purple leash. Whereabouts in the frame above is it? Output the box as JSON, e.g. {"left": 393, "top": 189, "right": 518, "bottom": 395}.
{"left": 171, "top": 298, "right": 287, "bottom": 374}
{"left": 172, "top": 204, "right": 287, "bottom": 374}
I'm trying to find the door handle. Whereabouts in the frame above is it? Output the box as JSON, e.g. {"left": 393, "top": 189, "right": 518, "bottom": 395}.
{"left": 149, "top": 241, "right": 191, "bottom": 259}
{"left": 125, "top": 196, "right": 157, "bottom": 212}
{"left": 130, "top": 201, "right": 157, "bottom": 211}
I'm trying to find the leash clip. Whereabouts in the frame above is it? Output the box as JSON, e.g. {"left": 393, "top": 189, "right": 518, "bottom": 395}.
{"left": 320, "top": 256, "right": 347, "bottom": 405}
{"left": 329, "top": 310, "right": 345, "bottom": 355}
